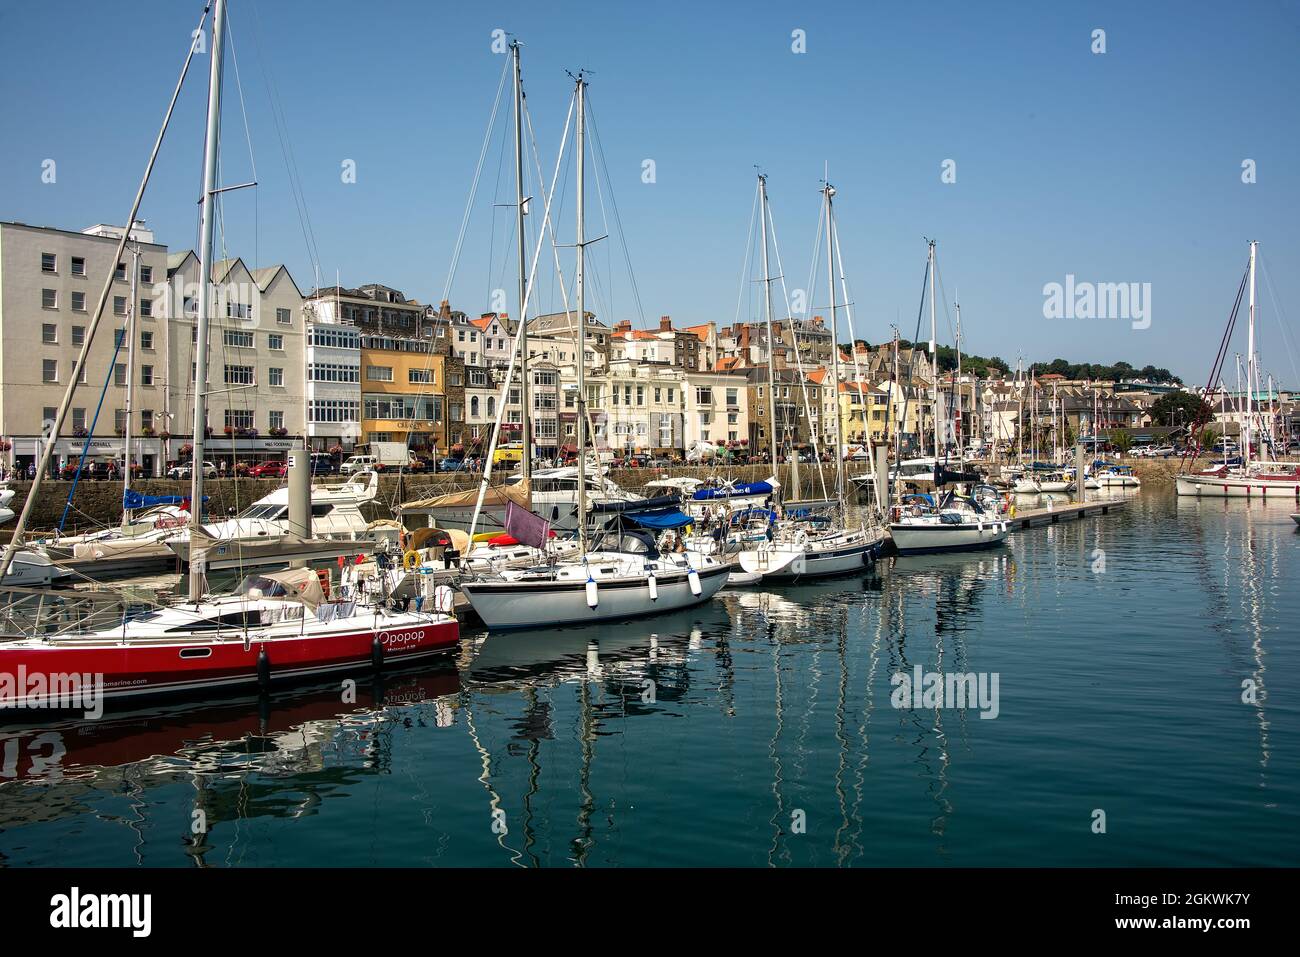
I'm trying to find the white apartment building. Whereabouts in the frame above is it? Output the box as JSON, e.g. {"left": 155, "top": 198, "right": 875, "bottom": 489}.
{"left": 302, "top": 309, "right": 362, "bottom": 452}
{"left": 164, "top": 254, "right": 306, "bottom": 462}
{"left": 0, "top": 220, "right": 172, "bottom": 475}
{"left": 586, "top": 360, "right": 684, "bottom": 455}
{"left": 683, "top": 369, "right": 748, "bottom": 450}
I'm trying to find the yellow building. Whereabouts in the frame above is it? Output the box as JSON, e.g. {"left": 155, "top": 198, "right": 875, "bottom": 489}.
{"left": 838, "top": 379, "right": 933, "bottom": 451}
{"left": 359, "top": 334, "right": 465, "bottom": 455}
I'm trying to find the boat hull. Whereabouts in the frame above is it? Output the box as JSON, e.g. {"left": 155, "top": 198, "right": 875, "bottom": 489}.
{"left": 0, "top": 615, "right": 460, "bottom": 708}
{"left": 737, "top": 536, "right": 883, "bottom": 582}
{"left": 889, "top": 521, "right": 1009, "bottom": 554}
{"left": 460, "top": 563, "right": 730, "bottom": 630}
{"left": 1176, "top": 474, "right": 1300, "bottom": 498}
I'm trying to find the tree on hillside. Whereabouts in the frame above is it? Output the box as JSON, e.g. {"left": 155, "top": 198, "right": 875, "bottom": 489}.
{"left": 1149, "top": 390, "right": 1213, "bottom": 427}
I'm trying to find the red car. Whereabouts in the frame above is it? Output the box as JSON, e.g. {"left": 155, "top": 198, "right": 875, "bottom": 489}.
{"left": 249, "top": 461, "right": 288, "bottom": 479}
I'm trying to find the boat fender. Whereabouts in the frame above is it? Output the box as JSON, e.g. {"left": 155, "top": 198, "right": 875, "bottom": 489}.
{"left": 687, "top": 566, "right": 702, "bottom": 596}
{"left": 256, "top": 647, "right": 271, "bottom": 689}
{"left": 586, "top": 576, "right": 599, "bottom": 609}
{"left": 402, "top": 549, "right": 421, "bottom": 571}
{"left": 648, "top": 571, "right": 658, "bottom": 601}
{"left": 372, "top": 636, "right": 384, "bottom": 670}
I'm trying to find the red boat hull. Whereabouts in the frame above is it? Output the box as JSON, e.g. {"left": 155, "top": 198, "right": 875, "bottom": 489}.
{"left": 1, "top": 619, "right": 461, "bottom": 707}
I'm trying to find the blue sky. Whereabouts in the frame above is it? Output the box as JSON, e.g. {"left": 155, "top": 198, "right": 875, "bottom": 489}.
{"left": 2, "top": 0, "right": 1297, "bottom": 385}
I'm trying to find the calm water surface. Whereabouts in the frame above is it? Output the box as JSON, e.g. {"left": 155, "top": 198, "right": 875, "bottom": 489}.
{"left": 2, "top": 489, "right": 1297, "bottom": 866}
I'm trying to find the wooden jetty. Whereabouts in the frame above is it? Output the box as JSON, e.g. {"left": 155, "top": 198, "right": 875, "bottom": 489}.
{"left": 1004, "top": 497, "right": 1129, "bottom": 531}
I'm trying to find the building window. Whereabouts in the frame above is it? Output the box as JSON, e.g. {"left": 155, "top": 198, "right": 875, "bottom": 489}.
{"left": 450, "top": 372, "right": 462, "bottom": 387}
{"left": 114, "top": 364, "right": 127, "bottom": 387}
{"left": 41, "top": 323, "right": 57, "bottom": 344}
{"left": 140, "top": 330, "right": 153, "bottom": 349}
{"left": 409, "top": 368, "right": 432, "bottom": 384}
{"left": 114, "top": 296, "right": 127, "bottom": 316}
{"left": 141, "top": 365, "right": 154, "bottom": 386}
{"left": 276, "top": 308, "right": 292, "bottom": 325}
{"left": 42, "top": 359, "right": 58, "bottom": 383}
{"left": 141, "top": 410, "right": 154, "bottom": 431}
{"left": 41, "top": 253, "right": 56, "bottom": 273}
{"left": 269, "top": 410, "right": 284, "bottom": 431}
{"left": 42, "top": 288, "right": 57, "bottom": 309}
{"left": 470, "top": 396, "right": 480, "bottom": 417}
{"left": 227, "top": 300, "right": 252, "bottom": 320}
{"left": 71, "top": 256, "right": 86, "bottom": 277}
{"left": 308, "top": 399, "right": 360, "bottom": 424}
{"left": 140, "top": 265, "right": 153, "bottom": 284}
{"left": 114, "top": 262, "right": 127, "bottom": 281}
{"left": 224, "top": 329, "right": 254, "bottom": 348}
{"left": 268, "top": 334, "right": 284, "bottom": 350}
{"left": 450, "top": 403, "right": 463, "bottom": 421}
{"left": 114, "top": 409, "right": 127, "bottom": 433}
{"left": 72, "top": 325, "right": 85, "bottom": 347}
{"left": 224, "top": 409, "right": 255, "bottom": 430}
{"left": 269, "top": 367, "right": 284, "bottom": 387}
{"left": 70, "top": 291, "right": 86, "bottom": 312}
{"left": 367, "top": 365, "right": 393, "bottom": 382}
{"left": 72, "top": 408, "right": 86, "bottom": 432}
{"left": 114, "top": 329, "right": 126, "bottom": 347}
{"left": 224, "top": 365, "right": 255, "bottom": 386}
{"left": 139, "top": 298, "right": 152, "bottom": 317}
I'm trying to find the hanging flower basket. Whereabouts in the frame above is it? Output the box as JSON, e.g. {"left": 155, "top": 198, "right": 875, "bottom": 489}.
{"left": 141, "top": 426, "right": 155, "bottom": 437}
{"left": 0, "top": 439, "right": 11, "bottom": 452}
{"left": 179, "top": 443, "right": 194, "bottom": 457}
{"left": 223, "top": 425, "right": 235, "bottom": 436}
{"left": 159, "top": 431, "right": 171, "bottom": 441}
{"left": 328, "top": 444, "right": 344, "bottom": 455}
{"left": 269, "top": 427, "right": 288, "bottom": 437}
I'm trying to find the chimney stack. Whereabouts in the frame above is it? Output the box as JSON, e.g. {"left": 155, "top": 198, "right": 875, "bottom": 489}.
{"left": 659, "top": 315, "right": 673, "bottom": 332}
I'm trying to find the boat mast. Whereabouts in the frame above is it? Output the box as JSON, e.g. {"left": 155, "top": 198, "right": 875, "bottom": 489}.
{"left": 955, "top": 299, "right": 963, "bottom": 470}
{"left": 824, "top": 180, "right": 845, "bottom": 510}
{"left": 574, "top": 72, "right": 588, "bottom": 554}
{"left": 1245, "top": 239, "right": 1256, "bottom": 468}
{"left": 512, "top": 39, "right": 532, "bottom": 486}
{"left": 758, "top": 173, "right": 778, "bottom": 469}
{"left": 122, "top": 242, "right": 140, "bottom": 526}
{"left": 927, "top": 240, "right": 939, "bottom": 462}
{"left": 188, "top": 0, "right": 226, "bottom": 602}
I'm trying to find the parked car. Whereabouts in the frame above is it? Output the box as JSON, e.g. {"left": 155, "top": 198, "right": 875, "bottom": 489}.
{"left": 167, "top": 461, "right": 218, "bottom": 480}
{"left": 438, "top": 457, "right": 468, "bottom": 472}
{"left": 309, "top": 452, "right": 336, "bottom": 475}
{"left": 249, "top": 460, "right": 288, "bottom": 479}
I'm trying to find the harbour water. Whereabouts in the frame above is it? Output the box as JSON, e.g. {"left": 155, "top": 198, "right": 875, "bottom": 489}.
{"left": 2, "top": 488, "right": 1297, "bottom": 867}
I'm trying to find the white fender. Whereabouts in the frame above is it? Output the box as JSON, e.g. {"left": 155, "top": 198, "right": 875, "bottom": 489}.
{"left": 648, "top": 572, "right": 658, "bottom": 601}
{"left": 687, "top": 566, "right": 702, "bottom": 596}
{"left": 585, "top": 576, "right": 599, "bottom": 608}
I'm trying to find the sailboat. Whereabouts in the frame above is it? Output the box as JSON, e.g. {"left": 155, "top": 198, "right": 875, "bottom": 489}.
{"left": 887, "top": 241, "right": 1008, "bottom": 554}
{"left": 459, "top": 71, "right": 728, "bottom": 630}
{"left": 735, "top": 175, "right": 884, "bottom": 581}
{"left": 0, "top": 0, "right": 457, "bottom": 708}
{"left": 1177, "top": 242, "right": 1300, "bottom": 498}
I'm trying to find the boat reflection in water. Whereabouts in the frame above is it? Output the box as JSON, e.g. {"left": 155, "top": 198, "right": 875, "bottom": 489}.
{"left": 0, "top": 663, "right": 460, "bottom": 863}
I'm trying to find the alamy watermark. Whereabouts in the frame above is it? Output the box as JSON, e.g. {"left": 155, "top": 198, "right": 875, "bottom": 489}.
{"left": 1, "top": 667, "right": 104, "bottom": 719}
{"left": 890, "top": 666, "right": 1000, "bottom": 719}
{"left": 1043, "top": 274, "right": 1151, "bottom": 330}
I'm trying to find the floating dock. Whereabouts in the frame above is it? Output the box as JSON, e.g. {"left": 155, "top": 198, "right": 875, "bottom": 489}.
{"left": 1005, "top": 497, "right": 1129, "bottom": 530}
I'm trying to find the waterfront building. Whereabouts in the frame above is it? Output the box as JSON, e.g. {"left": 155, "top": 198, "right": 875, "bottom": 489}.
{"left": 301, "top": 301, "right": 362, "bottom": 453}
{"left": 165, "top": 253, "right": 307, "bottom": 464}
{"left": 0, "top": 220, "right": 172, "bottom": 475}
{"left": 358, "top": 332, "right": 465, "bottom": 454}
{"left": 609, "top": 316, "right": 703, "bottom": 371}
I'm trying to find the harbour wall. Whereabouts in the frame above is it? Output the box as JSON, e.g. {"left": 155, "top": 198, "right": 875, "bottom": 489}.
{"left": 0, "top": 457, "right": 1207, "bottom": 539}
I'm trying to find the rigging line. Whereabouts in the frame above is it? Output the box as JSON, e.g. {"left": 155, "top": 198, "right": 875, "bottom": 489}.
{"left": 441, "top": 54, "right": 512, "bottom": 304}
{"left": 585, "top": 97, "right": 646, "bottom": 327}
{"left": 524, "top": 100, "right": 574, "bottom": 330}
{"left": 1258, "top": 254, "right": 1300, "bottom": 391}
{"left": 830, "top": 204, "right": 872, "bottom": 471}
{"left": 586, "top": 113, "right": 616, "bottom": 325}
{"left": 58, "top": 324, "right": 131, "bottom": 531}
{"left": 734, "top": 179, "right": 760, "bottom": 328}
{"left": 222, "top": 3, "right": 259, "bottom": 274}
{"left": 765, "top": 192, "right": 828, "bottom": 496}
{"left": 247, "top": 0, "right": 321, "bottom": 285}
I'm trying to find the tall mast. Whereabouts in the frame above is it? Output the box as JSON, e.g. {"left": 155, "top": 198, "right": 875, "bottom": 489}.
{"left": 927, "top": 240, "right": 939, "bottom": 461}
{"left": 512, "top": 39, "right": 532, "bottom": 485}
{"left": 824, "top": 180, "right": 845, "bottom": 508}
{"left": 574, "top": 72, "right": 588, "bottom": 554}
{"left": 122, "top": 243, "right": 140, "bottom": 526}
{"left": 955, "top": 299, "right": 963, "bottom": 470}
{"left": 758, "top": 173, "right": 778, "bottom": 467}
{"left": 188, "top": 0, "right": 226, "bottom": 601}
{"left": 1245, "top": 239, "right": 1256, "bottom": 468}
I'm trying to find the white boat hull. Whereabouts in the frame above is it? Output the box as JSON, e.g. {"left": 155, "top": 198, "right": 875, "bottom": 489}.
{"left": 2, "top": 550, "right": 73, "bottom": 587}
{"left": 460, "top": 561, "right": 730, "bottom": 630}
{"left": 736, "top": 532, "right": 883, "bottom": 582}
{"left": 1176, "top": 474, "right": 1300, "bottom": 498}
{"left": 889, "top": 520, "right": 1009, "bottom": 554}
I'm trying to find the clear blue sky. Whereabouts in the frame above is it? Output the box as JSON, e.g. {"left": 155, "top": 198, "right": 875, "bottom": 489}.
{"left": 2, "top": 0, "right": 1297, "bottom": 386}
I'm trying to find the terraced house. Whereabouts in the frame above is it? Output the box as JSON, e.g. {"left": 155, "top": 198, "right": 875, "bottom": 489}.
{"left": 359, "top": 332, "right": 465, "bottom": 455}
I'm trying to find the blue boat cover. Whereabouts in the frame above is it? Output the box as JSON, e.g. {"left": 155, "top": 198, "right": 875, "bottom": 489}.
{"left": 122, "top": 490, "right": 197, "bottom": 509}
{"left": 624, "top": 508, "right": 694, "bottom": 529}
{"left": 692, "top": 481, "right": 774, "bottom": 501}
